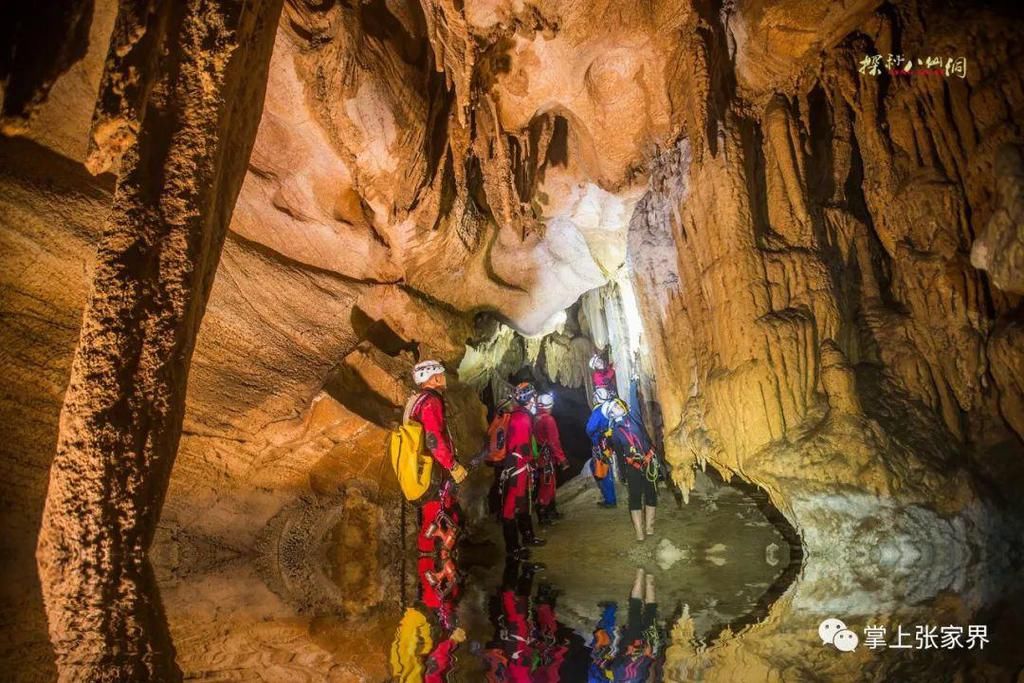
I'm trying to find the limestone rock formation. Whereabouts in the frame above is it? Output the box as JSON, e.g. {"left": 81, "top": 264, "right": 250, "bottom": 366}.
{"left": 972, "top": 143, "right": 1024, "bottom": 295}
{"left": 1, "top": 0, "right": 1023, "bottom": 680}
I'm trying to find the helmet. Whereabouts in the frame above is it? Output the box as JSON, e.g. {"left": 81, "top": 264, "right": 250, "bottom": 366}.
{"left": 601, "top": 398, "right": 629, "bottom": 422}
{"left": 537, "top": 393, "right": 555, "bottom": 410}
{"left": 589, "top": 354, "right": 606, "bottom": 370}
{"left": 593, "top": 386, "right": 614, "bottom": 403}
{"left": 513, "top": 382, "right": 536, "bottom": 406}
{"left": 413, "top": 360, "right": 445, "bottom": 385}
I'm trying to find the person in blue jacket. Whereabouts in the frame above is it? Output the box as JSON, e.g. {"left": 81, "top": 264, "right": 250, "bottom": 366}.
{"left": 588, "top": 600, "right": 618, "bottom": 682}
{"left": 587, "top": 386, "right": 617, "bottom": 507}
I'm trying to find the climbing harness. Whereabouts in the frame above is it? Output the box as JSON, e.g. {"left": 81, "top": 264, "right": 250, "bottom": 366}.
{"left": 619, "top": 426, "right": 661, "bottom": 482}
{"left": 497, "top": 453, "right": 532, "bottom": 495}
{"left": 423, "top": 509, "right": 459, "bottom": 553}
{"left": 424, "top": 556, "right": 460, "bottom": 598}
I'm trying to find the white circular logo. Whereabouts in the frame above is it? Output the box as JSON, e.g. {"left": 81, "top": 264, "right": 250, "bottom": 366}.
{"left": 833, "top": 629, "right": 859, "bottom": 652}
{"left": 818, "top": 617, "right": 847, "bottom": 645}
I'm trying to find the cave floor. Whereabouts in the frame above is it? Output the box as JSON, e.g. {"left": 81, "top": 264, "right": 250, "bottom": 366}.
{"left": 527, "top": 473, "right": 793, "bottom": 637}
{"left": 152, "top": 468, "right": 1024, "bottom": 681}
{"left": 444, "top": 472, "right": 796, "bottom": 681}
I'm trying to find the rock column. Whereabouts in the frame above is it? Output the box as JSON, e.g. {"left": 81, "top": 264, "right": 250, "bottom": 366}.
{"left": 35, "top": 0, "right": 283, "bottom": 679}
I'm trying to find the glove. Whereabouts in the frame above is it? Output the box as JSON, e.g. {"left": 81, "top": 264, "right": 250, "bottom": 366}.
{"left": 450, "top": 462, "right": 468, "bottom": 484}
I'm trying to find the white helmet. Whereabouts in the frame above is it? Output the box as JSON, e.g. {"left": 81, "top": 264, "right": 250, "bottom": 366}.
{"left": 589, "top": 354, "right": 606, "bottom": 370}
{"left": 601, "top": 398, "right": 629, "bottom": 422}
{"left": 537, "top": 392, "right": 555, "bottom": 409}
{"left": 593, "top": 386, "right": 614, "bottom": 403}
{"left": 412, "top": 360, "right": 445, "bottom": 385}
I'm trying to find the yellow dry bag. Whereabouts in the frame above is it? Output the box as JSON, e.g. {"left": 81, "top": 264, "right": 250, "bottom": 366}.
{"left": 389, "top": 606, "right": 433, "bottom": 682}
{"left": 389, "top": 394, "right": 434, "bottom": 504}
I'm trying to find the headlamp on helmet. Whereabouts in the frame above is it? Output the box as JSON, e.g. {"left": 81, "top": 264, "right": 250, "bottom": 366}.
{"left": 413, "top": 360, "right": 445, "bottom": 385}
{"left": 601, "top": 398, "right": 629, "bottom": 422}
{"left": 513, "top": 382, "right": 537, "bottom": 406}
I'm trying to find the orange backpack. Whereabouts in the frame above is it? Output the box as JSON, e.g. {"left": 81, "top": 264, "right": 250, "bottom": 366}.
{"left": 485, "top": 412, "right": 512, "bottom": 463}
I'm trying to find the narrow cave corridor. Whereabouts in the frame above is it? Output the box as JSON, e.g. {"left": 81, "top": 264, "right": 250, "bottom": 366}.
{"left": 3, "top": 0, "right": 1024, "bottom": 681}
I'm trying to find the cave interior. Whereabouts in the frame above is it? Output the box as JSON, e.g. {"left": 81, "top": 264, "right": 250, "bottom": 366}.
{"left": 2, "top": 0, "right": 1024, "bottom": 680}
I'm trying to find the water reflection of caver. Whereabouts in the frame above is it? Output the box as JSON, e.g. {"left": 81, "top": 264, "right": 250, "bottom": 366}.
{"left": 389, "top": 555, "right": 466, "bottom": 682}
{"left": 483, "top": 560, "right": 545, "bottom": 682}
{"left": 614, "top": 569, "right": 664, "bottom": 682}
{"left": 534, "top": 582, "right": 569, "bottom": 682}
{"left": 588, "top": 601, "right": 618, "bottom": 681}
{"left": 586, "top": 569, "right": 665, "bottom": 682}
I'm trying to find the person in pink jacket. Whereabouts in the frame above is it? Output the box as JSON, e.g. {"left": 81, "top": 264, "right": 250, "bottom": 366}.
{"left": 590, "top": 354, "right": 617, "bottom": 393}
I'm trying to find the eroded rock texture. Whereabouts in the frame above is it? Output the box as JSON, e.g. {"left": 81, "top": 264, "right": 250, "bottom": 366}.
{"left": 628, "top": 0, "right": 1024, "bottom": 661}
{"left": 30, "top": 0, "right": 285, "bottom": 679}
{"left": 1, "top": 0, "right": 1024, "bottom": 680}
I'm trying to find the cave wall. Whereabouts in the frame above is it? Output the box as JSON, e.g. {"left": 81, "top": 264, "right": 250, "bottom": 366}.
{"left": 0, "top": 2, "right": 496, "bottom": 678}
{"left": 630, "top": 0, "right": 1024, "bottom": 503}
{"left": 626, "top": 0, "right": 1024, "bottom": 623}
{"left": 621, "top": 2, "right": 1024, "bottom": 678}
{"left": 3, "top": 0, "right": 1024, "bottom": 679}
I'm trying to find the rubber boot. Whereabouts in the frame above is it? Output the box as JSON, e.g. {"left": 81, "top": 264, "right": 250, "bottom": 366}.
{"left": 644, "top": 505, "right": 656, "bottom": 537}
{"left": 631, "top": 567, "right": 645, "bottom": 598}
{"left": 518, "top": 512, "right": 546, "bottom": 546}
{"left": 630, "top": 510, "right": 645, "bottom": 542}
{"left": 502, "top": 518, "right": 521, "bottom": 556}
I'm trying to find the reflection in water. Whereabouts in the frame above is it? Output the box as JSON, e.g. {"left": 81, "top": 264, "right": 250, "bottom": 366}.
{"left": 586, "top": 568, "right": 665, "bottom": 682}
{"left": 388, "top": 473, "right": 794, "bottom": 681}
{"left": 397, "top": 557, "right": 673, "bottom": 682}
{"left": 480, "top": 561, "right": 565, "bottom": 681}
{"left": 390, "top": 555, "right": 464, "bottom": 681}
{"left": 153, "top": 467, "right": 1024, "bottom": 681}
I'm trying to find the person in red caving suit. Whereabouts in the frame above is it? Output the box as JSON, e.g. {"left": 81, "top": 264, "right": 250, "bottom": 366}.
{"left": 406, "top": 359, "right": 468, "bottom": 554}
{"left": 533, "top": 392, "right": 569, "bottom": 526}
{"left": 500, "top": 382, "right": 546, "bottom": 560}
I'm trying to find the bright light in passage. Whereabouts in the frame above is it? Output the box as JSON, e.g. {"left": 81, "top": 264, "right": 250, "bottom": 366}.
{"left": 617, "top": 272, "right": 645, "bottom": 355}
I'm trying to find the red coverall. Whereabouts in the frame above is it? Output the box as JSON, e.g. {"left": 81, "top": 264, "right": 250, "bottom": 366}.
{"left": 501, "top": 406, "right": 534, "bottom": 520}
{"left": 535, "top": 600, "right": 568, "bottom": 683}
{"left": 592, "top": 363, "right": 616, "bottom": 392}
{"left": 533, "top": 408, "right": 567, "bottom": 508}
{"left": 417, "top": 556, "right": 462, "bottom": 682}
{"left": 499, "top": 586, "right": 534, "bottom": 682}
{"left": 410, "top": 389, "right": 459, "bottom": 553}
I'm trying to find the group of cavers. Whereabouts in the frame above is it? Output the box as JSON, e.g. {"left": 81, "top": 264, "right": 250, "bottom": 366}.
{"left": 388, "top": 354, "right": 668, "bottom": 681}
